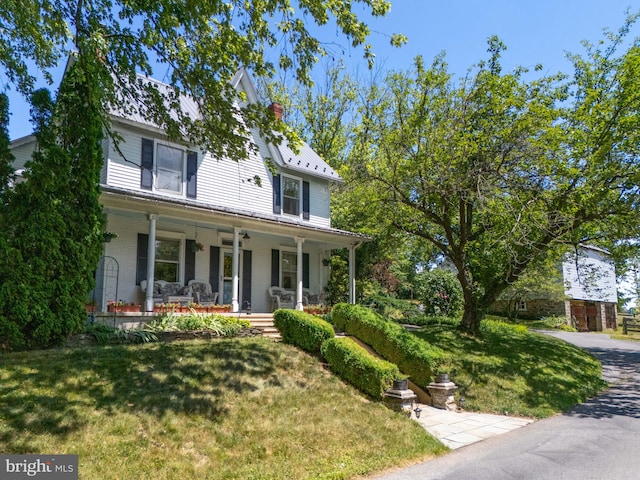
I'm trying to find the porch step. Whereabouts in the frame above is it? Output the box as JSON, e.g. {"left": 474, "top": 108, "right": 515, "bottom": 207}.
{"left": 243, "top": 313, "right": 280, "bottom": 339}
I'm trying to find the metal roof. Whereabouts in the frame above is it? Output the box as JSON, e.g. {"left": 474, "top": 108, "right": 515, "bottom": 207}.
{"left": 109, "top": 71, "right": 341, "bottom": 183}
{"left": 276, "top": 140, "right": 342, "bottom": 182}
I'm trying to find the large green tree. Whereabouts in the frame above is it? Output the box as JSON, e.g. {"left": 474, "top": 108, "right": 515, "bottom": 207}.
{"left": 0, "top": 0, "right": 404, "bottom": 156}
{"left": 351, "top": 22, "right": 640, "bottom": 334}
{"left": 0, "top": 53, "right": 105, "bottom": 349}
{"left": 262, "top": 62, "right": 440, "bottom": 302}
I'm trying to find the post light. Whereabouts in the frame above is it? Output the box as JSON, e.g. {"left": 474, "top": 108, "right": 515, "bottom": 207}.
{"left": 459, "top": 397, "right": 466, "bottom": 410}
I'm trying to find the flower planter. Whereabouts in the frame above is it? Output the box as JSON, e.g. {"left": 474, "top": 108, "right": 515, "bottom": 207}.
{"left": 108, "top": 304, "right": 141, "bottom": 313}
{"left": 208, "top": 306, "right": 231, "bottom": 313}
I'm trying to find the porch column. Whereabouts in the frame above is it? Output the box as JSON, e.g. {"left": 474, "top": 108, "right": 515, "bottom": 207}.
{"left": 348, "top": 242, "right": 362, "bottom": 304}
{"left": 144, "top": 214, "right": 158, "bottom": 312}
{"left": 232, "top": 227, "right": 240, "bottom": 312}
{"left": 296, "top": 237, "right": 305, "bottom": 310}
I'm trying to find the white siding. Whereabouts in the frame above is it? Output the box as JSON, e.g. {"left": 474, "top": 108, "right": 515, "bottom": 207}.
{"left": 11, "top": 141, "right": 35, "bottom": 170}
{"left": 563, "top": 248, "right": 617, "bottom": 303}
{"left": 105, "top": 124, "right": 333, "bottom": 226}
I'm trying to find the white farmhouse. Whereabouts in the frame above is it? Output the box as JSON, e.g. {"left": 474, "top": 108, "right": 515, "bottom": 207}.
{"left": 9, "top": 67, "right": 365, "bottom": 314}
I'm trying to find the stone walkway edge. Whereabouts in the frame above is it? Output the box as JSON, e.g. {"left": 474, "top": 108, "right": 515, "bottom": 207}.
{"left": 412, "top": 403, "right": 535, "bottom": 449}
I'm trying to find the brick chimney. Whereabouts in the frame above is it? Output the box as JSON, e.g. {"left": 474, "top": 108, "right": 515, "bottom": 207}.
{"left": 268, "top": 102, "right": 284, "bottom": 122}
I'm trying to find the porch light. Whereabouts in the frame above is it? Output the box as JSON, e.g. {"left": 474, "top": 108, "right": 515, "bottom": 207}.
{"left": 242, "top": 232, "right": 251, "bottom": 240}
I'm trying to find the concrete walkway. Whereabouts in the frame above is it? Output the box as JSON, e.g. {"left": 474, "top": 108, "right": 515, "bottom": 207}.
{"left": 412, "top": 403, "right": 534, "bottom": 449}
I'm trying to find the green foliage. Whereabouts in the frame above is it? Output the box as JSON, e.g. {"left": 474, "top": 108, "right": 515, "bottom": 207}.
{"left": 363, "top": 293, "right": 423, "bottom": 323}
{"left": 349, "top": 17, "right": 640, "bottom": 335}
{"left": 479, "top": 319, "right": 528, "bottom": 336}
{"left": 145, "top": 310, "right": 250, "bottom": 337}
{"left": 413, "top": 324, "right": 607, "bottom": 417}
{"left": 0, "top": 93, "right": 13, "bottom": 190}
{"left": 321, "top": 337, "right": 400, "bottom": 399}
{"left": 0, "top": 58, "right": 104, "bottom": 350}
{"left": 332, "top": 303, "right": 447, "bottom": 387}
{"left": 324, "top": 254, "right": 350, "bottom": 305}
{"left": 81, "top": 324, "right": 158, "bottom": 345}
{"left": 273, "top": 309, "right": 335, "bottom": 353}
{"left": 414, "top": 269, "right": 463, "bottom": 317}
{"left": 82, "top": 324, "right": 118, "bottom": 345}
{"left": 0, "top": 1, "right": 402, "bottom": 160}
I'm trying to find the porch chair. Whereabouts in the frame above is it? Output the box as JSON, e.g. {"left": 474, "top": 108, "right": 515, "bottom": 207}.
{"left": 188, "top": 279, "right": 219, "bottom": 305}
{"left": 303, "top": 288, "right": 322, "bottom": 305}
{"left": 268, "top": 286, "right": 295, "bottom": 311}
{"left": 141, "top": 280, "right": 193, "bottom": 304}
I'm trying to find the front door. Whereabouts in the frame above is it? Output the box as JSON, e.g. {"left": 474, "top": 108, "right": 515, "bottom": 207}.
{"left": 219, "top": 248, "right": 242, "bottom": 305}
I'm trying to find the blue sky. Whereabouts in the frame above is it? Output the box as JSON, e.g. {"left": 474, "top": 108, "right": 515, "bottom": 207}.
{"left": 4, "top": 0, "right": 637, "bottom": 140}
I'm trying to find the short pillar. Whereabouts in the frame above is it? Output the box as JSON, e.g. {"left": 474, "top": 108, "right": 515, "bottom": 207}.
{"left": 383, "top": 379, "right": 417, "bottom": 417}
{"left": 427, "top": 373, "right": 457, "bottom": 411}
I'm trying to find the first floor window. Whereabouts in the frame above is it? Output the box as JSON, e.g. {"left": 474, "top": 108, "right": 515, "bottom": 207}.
{"left": 155, "top": 238, "right": 180, "bottom": 281}
{"left": 281, "top": 251, "right": 297, "bottom": 289}
{"left": 156, "top": 144, "right": 183, "bottom": 193}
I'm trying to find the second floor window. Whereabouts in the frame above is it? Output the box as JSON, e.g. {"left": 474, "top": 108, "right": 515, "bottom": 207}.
{"left": 141, "top": 138, "right": 197, "bottom": 199}
{"left": 156, "top": 144, "right": 183, "bottom": 193}
{"left": 282, "top": 176, "right": 300, "bottom": 215}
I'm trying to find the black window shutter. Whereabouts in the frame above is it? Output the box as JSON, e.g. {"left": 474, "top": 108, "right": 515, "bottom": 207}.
{"left": 303, "top": 253, "right": 310, "bottom": 288}
{"left": 141, "top": 138, "right": 154, "bottom": 190}
{"left": 271, "top": 249, "right": 280, "bottom": 286}
{"left": 185, "top": 240, "right": 196, "bottom": 283}
{"left": 136, "top": 233, "right": 149, "bottom": 285}
{"left": 273, "top": 174, "right": 281, "bottom": 214}
{"left": 303, "top": 180, "right": 310, "bottom": 220}
{"left": 210, "top": 246, "right": 220, "bottom": 304}
{"left": 186, "top": 151, "right": 197, "bottom": 199}
{"left": 242, "top": 250, "right": 252, "bottom": 309}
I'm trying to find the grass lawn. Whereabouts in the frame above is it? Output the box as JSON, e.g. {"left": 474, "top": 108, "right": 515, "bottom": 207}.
{"left": 412, "top": 322, "right": 608, "bottom": 418}
{"left": 600, "top": 328, "right": 640, "bottom": 342}
{"left": 0, "top": 337, "right": 445, "bottom": 479}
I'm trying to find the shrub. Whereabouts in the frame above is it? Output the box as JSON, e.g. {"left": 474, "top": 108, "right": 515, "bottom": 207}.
{"left": 273, "top": 309, "right": 335, "bottom": 353}
{"left": 144, "top": 311, "right": 251, "bottom": 337}
{"left": 332, "top": 303, "right": 447, "bottom": 387}
{"left": 414, "top": 269, "right": 463, "bottom": 316}
{"left": 362, "top": 293, "right": 423, "bottom": 323}
{"left": 321, "top": 337, "right": 400, "bottom": 399}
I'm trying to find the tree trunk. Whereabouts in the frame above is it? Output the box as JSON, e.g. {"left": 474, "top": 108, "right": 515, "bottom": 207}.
{"left": 460, "top": 303, "right": 482, "bottom": 335}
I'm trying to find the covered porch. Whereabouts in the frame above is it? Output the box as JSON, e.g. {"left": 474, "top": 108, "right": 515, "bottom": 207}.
{"left": 92, "top": 187, "right": 366, "bottom": 314}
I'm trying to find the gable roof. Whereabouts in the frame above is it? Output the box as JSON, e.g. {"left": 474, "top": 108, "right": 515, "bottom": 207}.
{"left": 109, "top": 67, "right": 339, "bottom": 182}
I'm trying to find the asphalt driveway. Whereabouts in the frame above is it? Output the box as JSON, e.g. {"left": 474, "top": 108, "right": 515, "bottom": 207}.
{"left": 370, "top": 331, "right": 640, "bottom": 480}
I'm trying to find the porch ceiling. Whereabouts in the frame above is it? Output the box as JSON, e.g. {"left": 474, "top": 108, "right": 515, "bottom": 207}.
{"left": 100, "top": 186, "right": 368, "bottom": 249}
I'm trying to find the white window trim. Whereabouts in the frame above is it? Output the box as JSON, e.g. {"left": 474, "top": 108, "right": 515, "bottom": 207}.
{"left": 281, "top": 174, "right": 302, "bottom": 218}
{"left": 155, "top": 141, "right": 185, "bottom": 196}
{"left": 280, "top": 249, "right": 298, "bottom": 290}
{"left": 154, "top": 231, "right": 186, "bottom": 282}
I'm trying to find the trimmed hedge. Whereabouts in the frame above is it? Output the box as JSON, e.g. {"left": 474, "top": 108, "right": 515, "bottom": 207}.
{"left": 321, "top": 337, "right": 400, "bottom": 399}
{"left": 332, "top": 303, "right": 447, "bottom": 388}
{"left": 273, "top": 309, "right": 335, "bottom": 353}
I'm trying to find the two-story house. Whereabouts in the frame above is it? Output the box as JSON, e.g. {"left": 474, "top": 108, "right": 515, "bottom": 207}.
{"left": 9, "top": 67, "right": 366, "bottom": 313}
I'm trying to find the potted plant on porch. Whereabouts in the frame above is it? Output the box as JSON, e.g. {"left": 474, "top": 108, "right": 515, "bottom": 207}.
{"left": 107, "top": 301, "right": 141, "bottom": 313}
